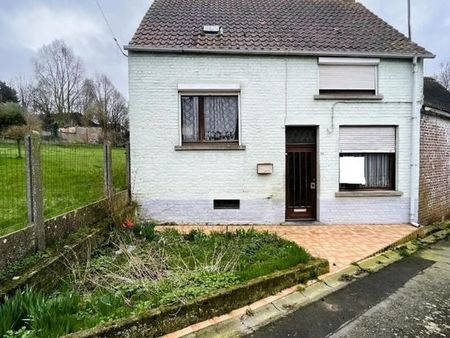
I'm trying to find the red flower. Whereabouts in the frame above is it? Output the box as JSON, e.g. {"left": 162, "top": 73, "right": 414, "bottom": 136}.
{"left": 122, "top": 218, "right": 135, "bottom": 229}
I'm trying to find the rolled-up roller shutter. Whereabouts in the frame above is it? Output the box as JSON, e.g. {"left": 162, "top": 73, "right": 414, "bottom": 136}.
{"left": 319, "top": 65, "right": 377, "bottom": 91}
{"left": 339, "top": 126, "right": 396, "bottom": 153}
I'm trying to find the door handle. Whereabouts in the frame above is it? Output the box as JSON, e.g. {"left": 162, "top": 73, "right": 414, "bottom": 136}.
{"left": 310, "top": 182, "right": 316, "bottom": 190}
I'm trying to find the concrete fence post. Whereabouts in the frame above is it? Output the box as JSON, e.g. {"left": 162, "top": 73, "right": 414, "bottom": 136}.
{"left": 125, "top": 142, "right": 131, "bottom": 201}
{"left": 25, "top": 132, "right": 45, "bottom": 250}
{"left": 103, "top": 141, "right": 113, "bottom": 198}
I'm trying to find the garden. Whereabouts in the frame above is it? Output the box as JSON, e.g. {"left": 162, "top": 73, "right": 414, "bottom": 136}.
{"left": 0, "top": 222, "right": 320, "bottom": 338}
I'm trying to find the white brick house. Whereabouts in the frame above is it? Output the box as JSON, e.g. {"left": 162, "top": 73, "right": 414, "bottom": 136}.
{"left": 126, "top": 0, "right": 434, "bottom": 225}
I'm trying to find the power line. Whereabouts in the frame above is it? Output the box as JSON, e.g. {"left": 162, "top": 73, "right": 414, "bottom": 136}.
{"left": 95, "top": 0, "right": 128, "bottom": 58}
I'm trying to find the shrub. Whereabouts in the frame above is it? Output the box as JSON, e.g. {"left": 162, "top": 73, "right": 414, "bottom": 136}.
{"left": 0, "top": 102, "right": 25, "bottom": 132}
{"left": 132, "top": 221, "right": 157, "bottom": 240}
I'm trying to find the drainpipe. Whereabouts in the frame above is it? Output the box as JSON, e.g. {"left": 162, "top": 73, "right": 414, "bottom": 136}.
{"left": 409, "top": 56, "right": 420, "bottom": 227}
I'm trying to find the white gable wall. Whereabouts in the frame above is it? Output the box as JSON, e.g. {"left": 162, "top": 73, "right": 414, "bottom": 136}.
{"left": 128, "top": 53, "right": 423, "bottom": 224}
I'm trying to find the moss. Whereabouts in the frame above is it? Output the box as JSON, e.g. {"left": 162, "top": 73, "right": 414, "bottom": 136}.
{"left": 0, "top": 223, "right": 110, "bottom": 300}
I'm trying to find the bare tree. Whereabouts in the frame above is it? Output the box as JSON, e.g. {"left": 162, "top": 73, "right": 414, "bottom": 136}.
{"left": 436, "top": 61, "right": 450, "bottom": 91}
{"left": 84, "top": 74, "right": 128, "bottom": 144}
{"left": 12, "top": 76, "right": 34, "bottom": 111}
{"left": 33, "top": 39, "right": 84, "bottom": 115}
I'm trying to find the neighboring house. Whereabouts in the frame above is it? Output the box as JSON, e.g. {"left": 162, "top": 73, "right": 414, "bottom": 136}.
{"left": 419, "top": 77, "right": 450, "bottom": 225}
{"left": 58, "top": 126, "right": 103, "bottom": 144}
{"left": 126, "top": 0, "right": 434, "bottom": 225}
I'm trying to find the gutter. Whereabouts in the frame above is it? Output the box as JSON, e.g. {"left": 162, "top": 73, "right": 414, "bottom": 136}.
{"left": 422, "top": 106, "right": 450, "bottom": 120}
{"left": 124, "top": 45, "right": 435, "bottom": 59}
{"left": 410, "top": 56, "right": 421, "bottom": 227}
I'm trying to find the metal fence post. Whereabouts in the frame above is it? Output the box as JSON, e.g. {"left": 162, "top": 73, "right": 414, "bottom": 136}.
{"left": 125, "top": 142, "right": 131, "bottom": 201}
{"left": 103, "top": 142, "right": 113, "bottom": 198}
{"left": 25, "top": 132, "right": 45, "bottom": 250}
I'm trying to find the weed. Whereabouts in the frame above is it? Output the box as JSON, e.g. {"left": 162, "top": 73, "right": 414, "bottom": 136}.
{"left": 245, "top": 308, "right": 255, "bottom": 317}
{"left": 396, "top": 246, "right": 411, "bottom": 257}
{"left": 1, "top": 226, "right": 313, "bottom": 337}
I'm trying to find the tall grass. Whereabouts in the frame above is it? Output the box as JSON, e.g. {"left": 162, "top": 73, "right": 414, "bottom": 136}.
{"left": 0, "top": 288, "right": 81, "bottom": 338}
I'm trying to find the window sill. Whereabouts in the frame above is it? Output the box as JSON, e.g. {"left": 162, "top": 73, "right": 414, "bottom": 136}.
{"left": 335, "top": 191, "right": 403, "bottom": 198}
{"left": 174, "top": 144, "right": 246, "bottom": 151}
{"left": 314, "top": 94, "right": 384, "bottom": 101}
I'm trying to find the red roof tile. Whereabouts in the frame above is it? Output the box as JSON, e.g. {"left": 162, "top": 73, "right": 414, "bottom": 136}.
{"left": 127, "top": 0, "right": 433, "bottom": 58}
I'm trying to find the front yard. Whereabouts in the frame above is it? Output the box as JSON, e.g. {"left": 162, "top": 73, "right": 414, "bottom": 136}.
{"left": 0, "top": 223, "right": 315, "bottom": 338}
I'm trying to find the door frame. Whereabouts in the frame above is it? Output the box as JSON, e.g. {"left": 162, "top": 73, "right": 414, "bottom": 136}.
{"left": 285, "top": 127, "right": 318, "bottom": 221}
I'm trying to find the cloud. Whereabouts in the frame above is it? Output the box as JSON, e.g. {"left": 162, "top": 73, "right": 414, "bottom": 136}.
{"left": 0, "top": 1, "right": 139, "bottom": 95}
{"left": 0, "top": 4, "right": 107, "bottom": 53}
{"left": 0, "top": 0, "right": 448, "bottom": 96}
{"left": 360, "top": 0, "right": 450, "bottom": 75}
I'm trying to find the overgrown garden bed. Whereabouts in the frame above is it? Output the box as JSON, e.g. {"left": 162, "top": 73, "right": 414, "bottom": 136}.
{"left": 0, "top": 223, "right": 325, "bottom": 338}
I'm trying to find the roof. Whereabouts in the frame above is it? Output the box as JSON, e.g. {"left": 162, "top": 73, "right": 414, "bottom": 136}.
{"left": 127, "top": 0, "right": 433, "bottom": 58}
{"left": 423, "top": 77, "right": 450, "bottom": 114}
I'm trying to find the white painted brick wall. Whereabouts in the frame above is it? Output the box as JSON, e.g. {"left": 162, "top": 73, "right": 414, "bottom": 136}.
{"left": 128, "top": 53, "right": 423, "bottom": 224}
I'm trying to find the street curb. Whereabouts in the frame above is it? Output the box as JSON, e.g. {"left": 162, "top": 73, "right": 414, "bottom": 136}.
{"left": 182, "top": 224, "right": 449, "bottom": 338}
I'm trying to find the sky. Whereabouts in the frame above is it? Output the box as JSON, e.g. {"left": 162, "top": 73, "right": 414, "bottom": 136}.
{"left": 0, "top": 0, "right": 449, "bottom": 98}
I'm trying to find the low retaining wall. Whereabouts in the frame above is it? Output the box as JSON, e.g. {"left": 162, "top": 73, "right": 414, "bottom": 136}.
{"left": 66, "top": 259, "right": 329, "bottom": 338}
{"left": 0, "top": 225, "right": 110, "bottom": 300}
{"left": 0, "top": 191, "right": 129, "bottom": 270}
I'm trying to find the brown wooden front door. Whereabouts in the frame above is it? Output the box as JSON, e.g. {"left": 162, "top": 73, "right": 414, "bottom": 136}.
{"left": 285, "top": 128, "right": 317, "bottom": 220}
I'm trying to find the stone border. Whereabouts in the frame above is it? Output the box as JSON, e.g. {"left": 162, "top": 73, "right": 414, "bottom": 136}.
{"left": 0, "top": 191, "right": 129, "bottom": 271}
{"left": 0, "top": 224, "right": 110, "bottom": 300}
{"left": 65, "top": 259, "right": 329, "bottom": 338}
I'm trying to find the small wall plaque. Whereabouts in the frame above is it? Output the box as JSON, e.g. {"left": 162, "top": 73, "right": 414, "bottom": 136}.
{"left": 257, "top": 163, "right": 273, "bottom": 175}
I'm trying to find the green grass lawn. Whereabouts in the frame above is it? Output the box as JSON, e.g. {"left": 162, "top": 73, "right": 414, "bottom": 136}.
{"left": 0, "top": 142, "right": 126, "bottom": 236}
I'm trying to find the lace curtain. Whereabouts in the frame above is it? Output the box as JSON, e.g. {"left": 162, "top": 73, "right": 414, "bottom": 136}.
{"left": 181, "top": 96, "right": 238, "bottom": 142}
{"left": 181, "top": 96, "right": 199, "bottom": 142}
{"left": 204, "top": 96, "right": 238, "bottom": 141}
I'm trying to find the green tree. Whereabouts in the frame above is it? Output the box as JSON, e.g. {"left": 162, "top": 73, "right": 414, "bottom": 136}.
{"left": 0, "top": 81, "right": 18, "bottom": 103}
{"left": 3, "top": 125, "right": 28, "bottom": 158}
{"left": 3, "top": 114, "right": 41, "bottom": 158}
{"left": 0, "top": 102, "right": 26, "bottom": 132}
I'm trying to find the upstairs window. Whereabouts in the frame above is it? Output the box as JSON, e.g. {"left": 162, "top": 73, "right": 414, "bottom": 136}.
{"left": 181, "top": 95, "right": 239, "bottom": 143}
{"left": 318, "top": 57, "right": 379, "bottom": 95}
{"left": 339, "top": 126, "right": 396, "bottom": 191}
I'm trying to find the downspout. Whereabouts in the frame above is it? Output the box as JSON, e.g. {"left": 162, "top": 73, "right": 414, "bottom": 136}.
{"left": 409, "top": 56, "right": 421, "bottom": 227}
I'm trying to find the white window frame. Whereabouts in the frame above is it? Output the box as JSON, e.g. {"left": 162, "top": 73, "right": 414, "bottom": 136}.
{"left": 177, "top": 84, "right": 242, "bottom": 146}
{"left": 338, "top": 125, "right": 398, "bottom": 191}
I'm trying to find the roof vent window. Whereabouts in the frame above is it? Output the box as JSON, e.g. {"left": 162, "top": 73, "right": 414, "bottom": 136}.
{"left": 203, "top": 25, "right": 223, "bottom": 34}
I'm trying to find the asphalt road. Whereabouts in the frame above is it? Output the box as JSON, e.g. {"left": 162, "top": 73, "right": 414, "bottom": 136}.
{"left": 249, "top": 237, "right": 450, "bottom": 338}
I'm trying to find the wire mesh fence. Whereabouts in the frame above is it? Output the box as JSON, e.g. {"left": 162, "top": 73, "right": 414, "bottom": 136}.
{"left": 0, "top": 141, "right": 27, "bottom": 236}
{"left": 41, "top": 141, "right": 105, "bottom": 220}
{"left": 112, "top": 145, "right": 127, "bottom": 192}
{"left": 0, "top": 137, "right": 129, "bottom": 237}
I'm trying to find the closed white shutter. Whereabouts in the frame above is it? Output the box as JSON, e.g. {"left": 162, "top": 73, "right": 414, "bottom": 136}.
{"left": 339, "top": 127, "right": 396, "bottom": 153}
{"left": 319, "top": 65, "right": 376, "bottom": 91}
